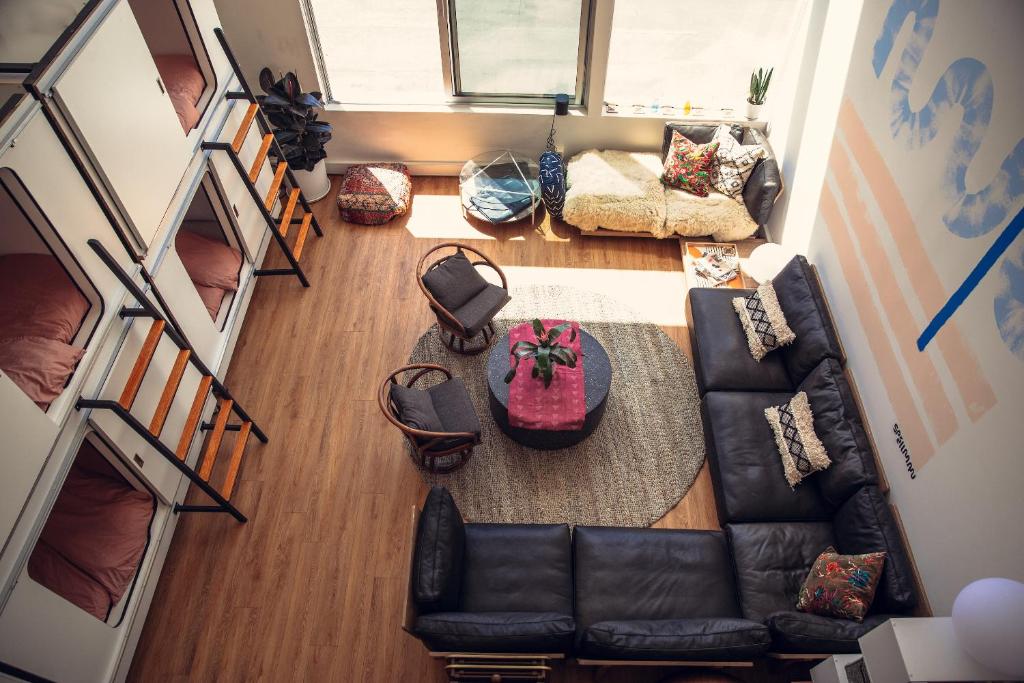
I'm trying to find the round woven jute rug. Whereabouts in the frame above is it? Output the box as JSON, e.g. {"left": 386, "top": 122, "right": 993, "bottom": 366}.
{"left": 407, "top": 284, "right": 705, "bottom": 527}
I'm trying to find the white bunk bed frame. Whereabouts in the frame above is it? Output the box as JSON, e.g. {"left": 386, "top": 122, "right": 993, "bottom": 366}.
{"left": 0, "top": 1, "right": 326, "bottom": 680}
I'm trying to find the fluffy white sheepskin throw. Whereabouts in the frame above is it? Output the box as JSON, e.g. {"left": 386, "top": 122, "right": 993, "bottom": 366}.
{"left": 563, "top": 150, "right": 670, "bottom": 237}
{"left": 664, "top": 186, "right": 758, "bottom": 242}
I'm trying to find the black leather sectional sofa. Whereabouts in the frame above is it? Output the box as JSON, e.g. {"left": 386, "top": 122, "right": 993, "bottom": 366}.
{"left": 404, "top": 256, "right": 919, "bottom": 663}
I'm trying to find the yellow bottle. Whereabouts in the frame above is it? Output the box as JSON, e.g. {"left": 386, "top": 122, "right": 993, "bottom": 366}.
{"left": 683, "top": 100, "right": 692, "bottom": 115}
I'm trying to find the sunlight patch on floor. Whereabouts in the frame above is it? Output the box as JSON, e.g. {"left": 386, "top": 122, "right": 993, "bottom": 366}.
{"left": 498, "top": 266, "right": 687, "bottom": 326}
{"left": 404, "top": 193, "right": 532, "bottom": 241}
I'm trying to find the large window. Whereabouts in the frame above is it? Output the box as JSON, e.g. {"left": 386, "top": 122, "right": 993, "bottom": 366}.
{"left": 602, "top": 0, "right": 811, "bottom": 113}
{"left": 303, "top": 0, "right": 591, "bottom": 105}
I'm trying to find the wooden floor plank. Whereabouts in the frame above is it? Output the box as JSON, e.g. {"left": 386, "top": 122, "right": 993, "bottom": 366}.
{"left": 128, "top": 176, "right": 774, "bottom": 683}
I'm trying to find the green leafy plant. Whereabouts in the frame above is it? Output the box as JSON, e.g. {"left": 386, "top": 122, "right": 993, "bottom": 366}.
{"left": 504, "top": 319, "right": 578, "bottom": 389}
{"left": 748, "top": 67, "right": 774, "bottom": 105}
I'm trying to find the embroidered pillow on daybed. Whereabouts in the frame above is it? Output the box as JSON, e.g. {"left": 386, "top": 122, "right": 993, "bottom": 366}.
{"left": 711, "top": 124, "right": 766, "bottom": 199}
{"left": 797, "top": 546, "right": 886, "bottom": 622}
{"left": 765, "top": 391, "right": 831, "bottom": 487}
{"left": 733, "top": 282, "right": 795, "bottom": 361}
{"left": 661, "top": 131, "right": 719, "bottom": 197}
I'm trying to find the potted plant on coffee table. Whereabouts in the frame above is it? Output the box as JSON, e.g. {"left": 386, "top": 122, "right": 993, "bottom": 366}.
{"left": 504, "top": 319, "right": 578, "bottom": 389}
{"left": 257, "top": 68, "right": 334, "bottom": 201}
{"left": 746, "top": 67, "right": 773, "bottom": 120}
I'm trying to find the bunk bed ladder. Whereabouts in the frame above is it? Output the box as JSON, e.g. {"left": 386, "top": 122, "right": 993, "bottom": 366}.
{"left": 201, "top": 27, "right": 324, "bottom": 288}
{"left": 76, "top": 239, "right": 268, "bottom": 523}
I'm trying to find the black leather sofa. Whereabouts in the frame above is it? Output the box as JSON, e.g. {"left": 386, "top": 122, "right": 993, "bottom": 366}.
{"left": 403, "top": 256, "right": 920, "bottom": 662}
{"left": 687, "top": 255, "right": 920, "bottom": 652}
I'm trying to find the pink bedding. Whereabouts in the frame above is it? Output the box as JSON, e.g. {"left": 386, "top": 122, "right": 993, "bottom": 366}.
{"left": 154, "top": 54, "right": 206, "bottom": 132}
{"left": 175, "top": 229, "right": 242, "bottom": 320}
{"left": 27, "top": 441, "right": 154, "bottom": 620}
{"left": 0, "top": 253, "right": 90, "bottom": 408}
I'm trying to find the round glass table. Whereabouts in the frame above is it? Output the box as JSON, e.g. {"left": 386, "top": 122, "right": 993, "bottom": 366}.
{"left": 459, "top": 150, "right": 541, "bottom": 224}
{"left": 486, "top": 329, "right": 612, "bottom": 450}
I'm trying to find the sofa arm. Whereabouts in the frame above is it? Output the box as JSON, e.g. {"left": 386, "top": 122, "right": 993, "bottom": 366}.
{"left": 742, "top": 129, "right": 783, "bottom": 228}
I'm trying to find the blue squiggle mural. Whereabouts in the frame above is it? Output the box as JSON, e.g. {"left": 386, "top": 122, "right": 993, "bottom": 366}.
{"left": 996, "top": 242, "right": 1024, "bottom": 359}
{"left": 873, "top": 0, "right": 1024, "bottom": 359}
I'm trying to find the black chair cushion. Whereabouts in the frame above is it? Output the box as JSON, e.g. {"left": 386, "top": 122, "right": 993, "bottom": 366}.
{"left": 390, "top": 382, "right": 444, "bottom": 433}
{"left": 579, "top": 618, "right": 771, "bottom": 661}
{"left": 833, "top": 486, "right": 918, "bottom": 613}
{"left": 452, "top": 283, "right": 510, "bottom": 337}
{"left": 460, "top": 523, "right": 573, "bottom": 615}
{"left": 772, "top": 256, "right": 845, "bottom": 385}
{"left": 767, "top": 611, "right": 892, "bottom": 653}
{"left": 726, "top": 521, "right": 835, "bottom": 622}
{"left": 413, "top": 612, "right": 575, "bottom": 653}
{"left": 412, "top": 487, "right": 465, "bottom": 613}
{"left": 797, "top": 359, "right": 878, "bottom": 507}
{"left": 421, "top": 251, "right": 489, "bottom": 312}
{"left": 574, "top": 527, "right": 742, "bottom": 632}
{"left": 662, "top": 122, "right": 742, "bottom": 155}
{"left": 687, "top": 287, "right": 792, "bottom": 395}
{"left": 427, "top": 377, "right": 481, "bottom": 438}
{"left": 703, "top": 391, "right": 833, "bottom": 523}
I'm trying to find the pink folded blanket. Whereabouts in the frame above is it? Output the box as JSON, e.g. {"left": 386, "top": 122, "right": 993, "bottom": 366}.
{"left": 507, "top": 320, "right": 585, "bottom": 431}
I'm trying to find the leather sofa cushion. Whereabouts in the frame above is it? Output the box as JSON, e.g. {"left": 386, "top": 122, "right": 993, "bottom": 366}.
{"left": 767, "top": 611, "right": 892, "bottom": 654}
{"left": 772, "top": 256, "right": 845, "bottom": 385}
{"left": 662, "top": 123, "right": 742, "bottom": 154}
{"left": 703, "top": 392, "right": 833, "bottom": 523}
{"left": 574, "top": 527, "right": 742, "bottom": 631}
{"left": 726, "top": 522, "right": 835, "bottom": 622}
{"left": 413, "top": 612, "right": 575, "bottom": 653}
{"left": 460, "top": 523, "right": 572, "bottom": 615}
{"left": 413, "top": 487, "right": 465, "bottom": 613}
{"left": 833, "top": 487, "right": 918, "bottom": 613}
{"left": 579, "top": 618, "right": 771, "bottom": 661}
{"left": 797, "top": 359, "right": 878, "bottom": 506}
{"left": 687, "top": 287, "right": 792, "bottom": 395}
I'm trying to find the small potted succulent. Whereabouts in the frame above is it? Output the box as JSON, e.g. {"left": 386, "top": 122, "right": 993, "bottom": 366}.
{"left": 257, "top": 69, "right": 334, "bottom": 201}
{"left": 746, "top": 67, "right": 773, "bottom": 120}
{"left": 504, "top": 319, "right": 578, "bottom": 388}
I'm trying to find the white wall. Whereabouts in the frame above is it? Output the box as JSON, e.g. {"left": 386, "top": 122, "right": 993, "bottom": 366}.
{"left": 212, "top": 0, "right": 820, "bottom": 176}
{"left": 807, "top": 0, "right": 1024, "bottom": 613}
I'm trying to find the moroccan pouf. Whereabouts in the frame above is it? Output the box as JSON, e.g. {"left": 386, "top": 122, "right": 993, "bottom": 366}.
{"left": 336, "top": 163, "right": 412, "bottom": 224}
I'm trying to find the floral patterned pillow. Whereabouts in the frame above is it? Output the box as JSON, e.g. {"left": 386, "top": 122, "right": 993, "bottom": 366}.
{"left": 797, "top": 546, "right": 886, "bottom": 622}
{"left": 661, "top": 131, "right": 719, "bottom": 197}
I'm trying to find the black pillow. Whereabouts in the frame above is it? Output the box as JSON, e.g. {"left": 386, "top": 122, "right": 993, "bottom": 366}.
{"left": 390, "top": 383, "right": 444, "bottom": 433}
{"left": 421, "top": 252, "right": 489, "bottom": 312}
{"left": 413, "top": 487, "right": 466, "bottom": 613}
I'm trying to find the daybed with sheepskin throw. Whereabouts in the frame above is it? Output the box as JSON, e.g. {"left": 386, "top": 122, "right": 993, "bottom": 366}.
{"left": 562, "top": 123, "right": 782, "bottom": 241}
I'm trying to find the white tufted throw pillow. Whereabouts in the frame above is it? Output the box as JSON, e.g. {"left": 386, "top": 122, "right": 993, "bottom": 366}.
{"left": 711, "top": 124, "right": 766, "bottom": 199}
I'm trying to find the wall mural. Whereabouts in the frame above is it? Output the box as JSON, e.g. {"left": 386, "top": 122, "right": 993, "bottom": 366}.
{"left": 872, "top": 0, "right": 1024, "bottom": 359}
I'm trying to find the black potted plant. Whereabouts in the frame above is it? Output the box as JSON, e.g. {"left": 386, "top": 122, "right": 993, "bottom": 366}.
{"left": 257, "top": 68, "right": 333, "bottom": 200}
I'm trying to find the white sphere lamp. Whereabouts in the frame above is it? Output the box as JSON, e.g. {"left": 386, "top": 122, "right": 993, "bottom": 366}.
{"left": 745, "top": 242, "right": 797, "bottom": 284}
{"left": 952, "top": 577, "right": 1024, "bottom": 678}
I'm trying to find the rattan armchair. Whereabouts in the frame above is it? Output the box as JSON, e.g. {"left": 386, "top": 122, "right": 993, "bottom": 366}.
{"left": 417, "top": 242, "right": 510, "bottom": 355}
{"left": 378, "top": 364, "right": 480, "bottom": 473}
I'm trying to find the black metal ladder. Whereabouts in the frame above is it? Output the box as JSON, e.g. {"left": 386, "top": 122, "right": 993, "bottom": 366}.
{"left": 76, "top": 239, "right": 268, "bottom": 523}
{"left": 202, "top": 27, "right": 324, "bottom": 288}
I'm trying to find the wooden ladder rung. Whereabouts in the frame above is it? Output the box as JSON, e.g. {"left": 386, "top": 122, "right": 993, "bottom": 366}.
{"left": 119, "top": 319, "right": 166, "bottom": 409}
{"left": 176, "top": 375, "right": 213, "bottom": 460}
{"left": 248, "top": 133, "right": 273, "bottom": 183}
{"left": 149, "top": 348, "right": 190, "bottom": 436}
{"left": 231, "top": 103, "right": 259, "bottom": 154}
{"left": 278, "top": 188, "right": 300, "bottom": 237}
{"left": 293, "top": 213, "right": 313, "bottom": 261}
{"left": 220, "top": 421, "right": 252, "bottom": 500}
{"left": 198, "top": 397, "right": 233, "bottom": 481}
{"left": 263, "top": 162, "right": 288, "bottom": 211}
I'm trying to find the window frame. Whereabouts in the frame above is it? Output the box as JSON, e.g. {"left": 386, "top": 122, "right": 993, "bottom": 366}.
{"left": 440, "top": 0, "right": 594, "bottom": 106}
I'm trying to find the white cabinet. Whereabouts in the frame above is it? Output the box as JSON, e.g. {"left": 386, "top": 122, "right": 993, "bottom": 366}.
{"left": 52, "top": 1, "right": 191, "bottom": 252}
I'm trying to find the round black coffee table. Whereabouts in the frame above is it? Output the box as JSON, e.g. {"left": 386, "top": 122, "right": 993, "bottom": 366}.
{"left": 486, "top": 328, "right": 612, "bottom": 450}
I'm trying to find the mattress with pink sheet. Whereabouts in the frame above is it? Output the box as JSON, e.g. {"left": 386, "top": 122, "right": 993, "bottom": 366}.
{"left": 27, "top": 441, "right": 154, "bottom": 621}
{"left": 154, "top": 54, "right": 206, "bottom": 132}
{"left": 175, "top": 229, "right": 242, "bottom": 320}
{"left": 0, "top": 253, "right": 89, "bottom": 408}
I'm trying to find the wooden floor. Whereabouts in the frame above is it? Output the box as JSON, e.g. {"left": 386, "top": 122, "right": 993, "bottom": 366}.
{"left": 127, "top": 177, "right": 793, "bottom": 682}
